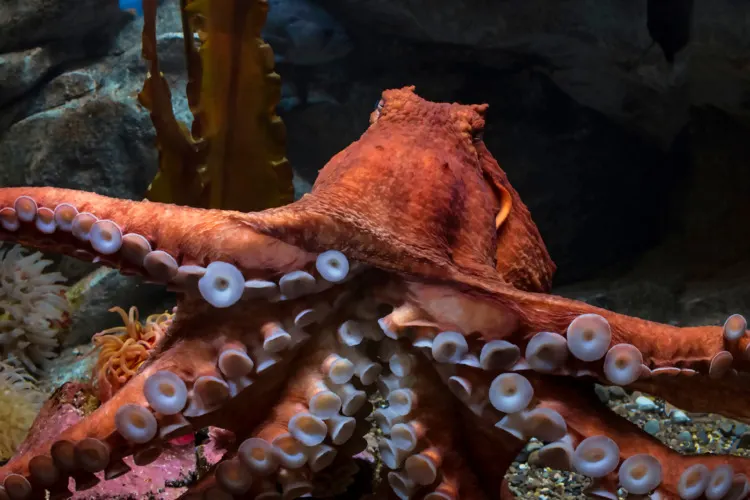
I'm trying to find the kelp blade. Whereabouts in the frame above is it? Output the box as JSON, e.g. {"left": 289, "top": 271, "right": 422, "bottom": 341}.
{"left": 139, "top": 0, "right": 207, "bottom": 206}
{"left": 141, "top": 0, "right": 293, "bottom": 211}
{"left": 187, "top": 0, "right": 293, "bottom": 211}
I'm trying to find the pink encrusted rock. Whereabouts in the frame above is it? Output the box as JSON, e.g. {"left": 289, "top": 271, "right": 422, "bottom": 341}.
{"left": 8, "top": 382, "right": 201, "bottom": 499}
{"left": 199, "top": 426, "right": 235, "bottom": 465}
{"left": 14, "top": 382, "right": 91, "bottom": 457}
{"left": 69, "top": 442, "right": 196, "bottom": 500}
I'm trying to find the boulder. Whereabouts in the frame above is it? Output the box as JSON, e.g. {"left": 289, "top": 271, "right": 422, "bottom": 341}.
{"left": 0, "top": 0, "right": 125, "bottom": 53}
{"left": 318, "top": 0, "right": 750, "bottom": 147}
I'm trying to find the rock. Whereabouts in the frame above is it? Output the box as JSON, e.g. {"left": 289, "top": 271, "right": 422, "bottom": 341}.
{"left": 635, "top": 396, "right": 658, "bottom": 411}
{"left": 738, "top": 434, "right": 750, "bottom": 450}
{"left": 64, "top": 268, "right": 175, "bottom": 347}
{"left": 594, "top": 385, "right": 610, "bottom": 404}
{"left": 676, "top": 430, "right": 692, "bottom": 442}
{"left": 669, "top": 409, "right": 691, "bottom": 424}
{"left": 266, "top": 0, "right": 352, "bottom": 66}
{"left": 198, "top": 427, "right": 235, "bottom": 466}
{"left": 321, "top": 0, "right": 750, "bottom": 143}
{"left": 696, "top": 429, "right": 710, "bottom": 445}
{"left": 42, "top": 343, "right": 98, "bottom": 390}
{"left": 12, "top": 382, "right": 91, "bottom": 457}
{"left": 643, "top": 419, "right": 660, "bottom": 436}
{"left": 0, "top": 45, "right": 83, "bottom": 107}
{"left": 517, "top": 440, "right": 544, "bottom": 462}
{"left": 555, "top": 281, "right": 681, "bottom": 323}
{"left": 0, "top": 0, "right": 129, "bottom": 118}
{"left": 608, "top": 386, "right": 628, "bottom": 398}
{"left": 719, "top": 420, "right": 735, "bottom": 437}
{"left": 0, "top": 1, "right": 186, "bottom": 200}
{"left": 110, "top": 0, "right": 183, "bottom": 57}
{"left": 0, "top": 95, "right": 158, "bottom": 199}
{"left": 73, "top": 443, "right": 195, "bottom": 500}
{"left": 734, "top": 423, "right": 749, "bottom": 437}
{"left": 0, "top": 0, "right": 126, "bottom": 53}
{"left": 31, "top": 71, "right": 99, "bottom": 114}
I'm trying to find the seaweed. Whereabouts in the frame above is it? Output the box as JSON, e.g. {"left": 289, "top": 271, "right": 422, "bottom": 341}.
{"left": 138, "top": 0, "right": 294, "bottom": 211}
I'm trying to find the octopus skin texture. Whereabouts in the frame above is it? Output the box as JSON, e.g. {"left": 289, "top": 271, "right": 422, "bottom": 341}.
{"left": 0, "top": 86, "right": 748, "bottom": 500}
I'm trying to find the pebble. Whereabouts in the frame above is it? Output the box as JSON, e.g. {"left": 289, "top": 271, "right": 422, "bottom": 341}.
{"left": 696, "top": 429, "right": 710, "bottom": 445}
{"left": 507, "top": 385, "right": 750, "bottom": 500}
{"left": 635, "top": 396, "right": 658, "bottom": 411}
{"left": 644, "top": 419, "right": 660, "bottom": 435}
{"left": 527, "top": 441, "right": 543, "bottom": 452}
{"left": 677, "top": 430, "right": 693, "bottom": 443}
{"left": 737, "top": 434, "right": 750, "bottom": 449}
{"left": 518, "top": 440, "right": 544, "bottom": 462}
{"left": 670, "top": 409, "right": 690, "bottom": 423}
{"left": 594, "top": 385, "right": 610, "bottom": 403}
{"left": 608, "top": 386, "right": 627, "bottom": 398}
{"left": 720, "top": 421, "right": 735, "bottom": 436}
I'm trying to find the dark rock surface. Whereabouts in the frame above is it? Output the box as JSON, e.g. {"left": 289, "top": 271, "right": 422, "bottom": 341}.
{"left": 0, "top": 0, "right": 125, "bottom": 53}
{"left": 0, "top": 45, "right": 84, "bottom": 107}
{"left": 318, "top": 0, "right": 750, "bottom": 141}
{"left": 63, "top": 268, "right": 176, "bottom": 347}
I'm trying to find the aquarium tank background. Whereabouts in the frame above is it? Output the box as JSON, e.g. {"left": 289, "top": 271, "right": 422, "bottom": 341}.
{"left": 0, "top": 0, "right": 749, "bottom": 498}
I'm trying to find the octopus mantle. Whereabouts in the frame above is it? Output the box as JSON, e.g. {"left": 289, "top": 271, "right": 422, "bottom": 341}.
{"left": 0, "top": 87, "right": 748, "bottom": 500}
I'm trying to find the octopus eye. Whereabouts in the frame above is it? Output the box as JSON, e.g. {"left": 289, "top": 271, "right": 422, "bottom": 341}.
{"left": 472, "top": 129, "right": 484, "bottom": 143}
{"left": 371, "top": 98, "right": 385, "bottom": 122}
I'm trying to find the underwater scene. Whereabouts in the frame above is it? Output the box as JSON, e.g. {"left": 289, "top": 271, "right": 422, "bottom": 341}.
{"left": 0, "top": 0, "right": 749, "bottom": 498}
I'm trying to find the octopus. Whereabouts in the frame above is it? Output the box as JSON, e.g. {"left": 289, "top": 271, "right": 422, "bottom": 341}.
{"left": 0, "top": 86, "right": 747, "bottom": 500}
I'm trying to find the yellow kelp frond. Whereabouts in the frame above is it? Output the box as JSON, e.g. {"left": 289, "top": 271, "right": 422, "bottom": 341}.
{"left": 92, "top": 306, "right": 173, "bottom": 402}
{"left": 140, "top": 0, "right": 207, "bottom": 207}
{"left": 187, "top": 0, "right": 294, "bottom": 211}
{"left": 0, "top": 361, "right": 46, "bottom": 461}
{"left": 141, "top": 0, "right": 293, "bottom": 212}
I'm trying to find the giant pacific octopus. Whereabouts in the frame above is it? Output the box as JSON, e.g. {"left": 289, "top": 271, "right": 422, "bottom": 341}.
{"left": 0, "top": 86, "right": 749, "bottom": 500}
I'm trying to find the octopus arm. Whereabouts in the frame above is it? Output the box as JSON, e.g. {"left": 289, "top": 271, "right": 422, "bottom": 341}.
{"left": 0, "top": 187, "right": 314, "bottom": 280}
{"left": 468, "top": 282, "right": 750, "bottom": 415}
{"left": 534, "top": 376, "right": 750, "bottom": 499}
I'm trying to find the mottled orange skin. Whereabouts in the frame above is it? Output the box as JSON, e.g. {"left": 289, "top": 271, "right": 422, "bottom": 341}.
{"left": 0, "top": 87, "right": 748, "bottom": 499}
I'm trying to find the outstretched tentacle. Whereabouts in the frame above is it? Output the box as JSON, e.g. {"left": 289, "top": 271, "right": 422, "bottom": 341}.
{"left": 6, "top": 185, "right": 743, "bottom": 407}
{"left": 372, "top": 280, "right": 750, "bottom": 422}
{"left": 0, "top": 187, "right": 313, "bottom": 280}
{"left": 489, "top": 291, "right": 750, "bottom": 421}
{"left": 0, "top": 335, "right": 214, "bottom": 485}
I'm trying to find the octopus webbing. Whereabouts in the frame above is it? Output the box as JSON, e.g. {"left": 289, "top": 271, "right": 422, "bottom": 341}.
{"left": 0, "top": 86, "right": 748, "bottom": 500}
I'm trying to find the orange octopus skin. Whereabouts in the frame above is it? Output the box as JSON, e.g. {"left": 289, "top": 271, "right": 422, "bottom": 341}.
{"left": 0, "top": 86, "right": 747, "bottom": 500}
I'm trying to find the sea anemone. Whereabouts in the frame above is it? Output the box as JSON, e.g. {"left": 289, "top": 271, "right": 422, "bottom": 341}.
{"left": 0, "top": 244, "right": 70, "bottom": 372}
{"left": 0, "top": 360, "right": 46, "bottom": 461}
{"left": 93, "top": 306, "right": 173, "bottom": 402}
